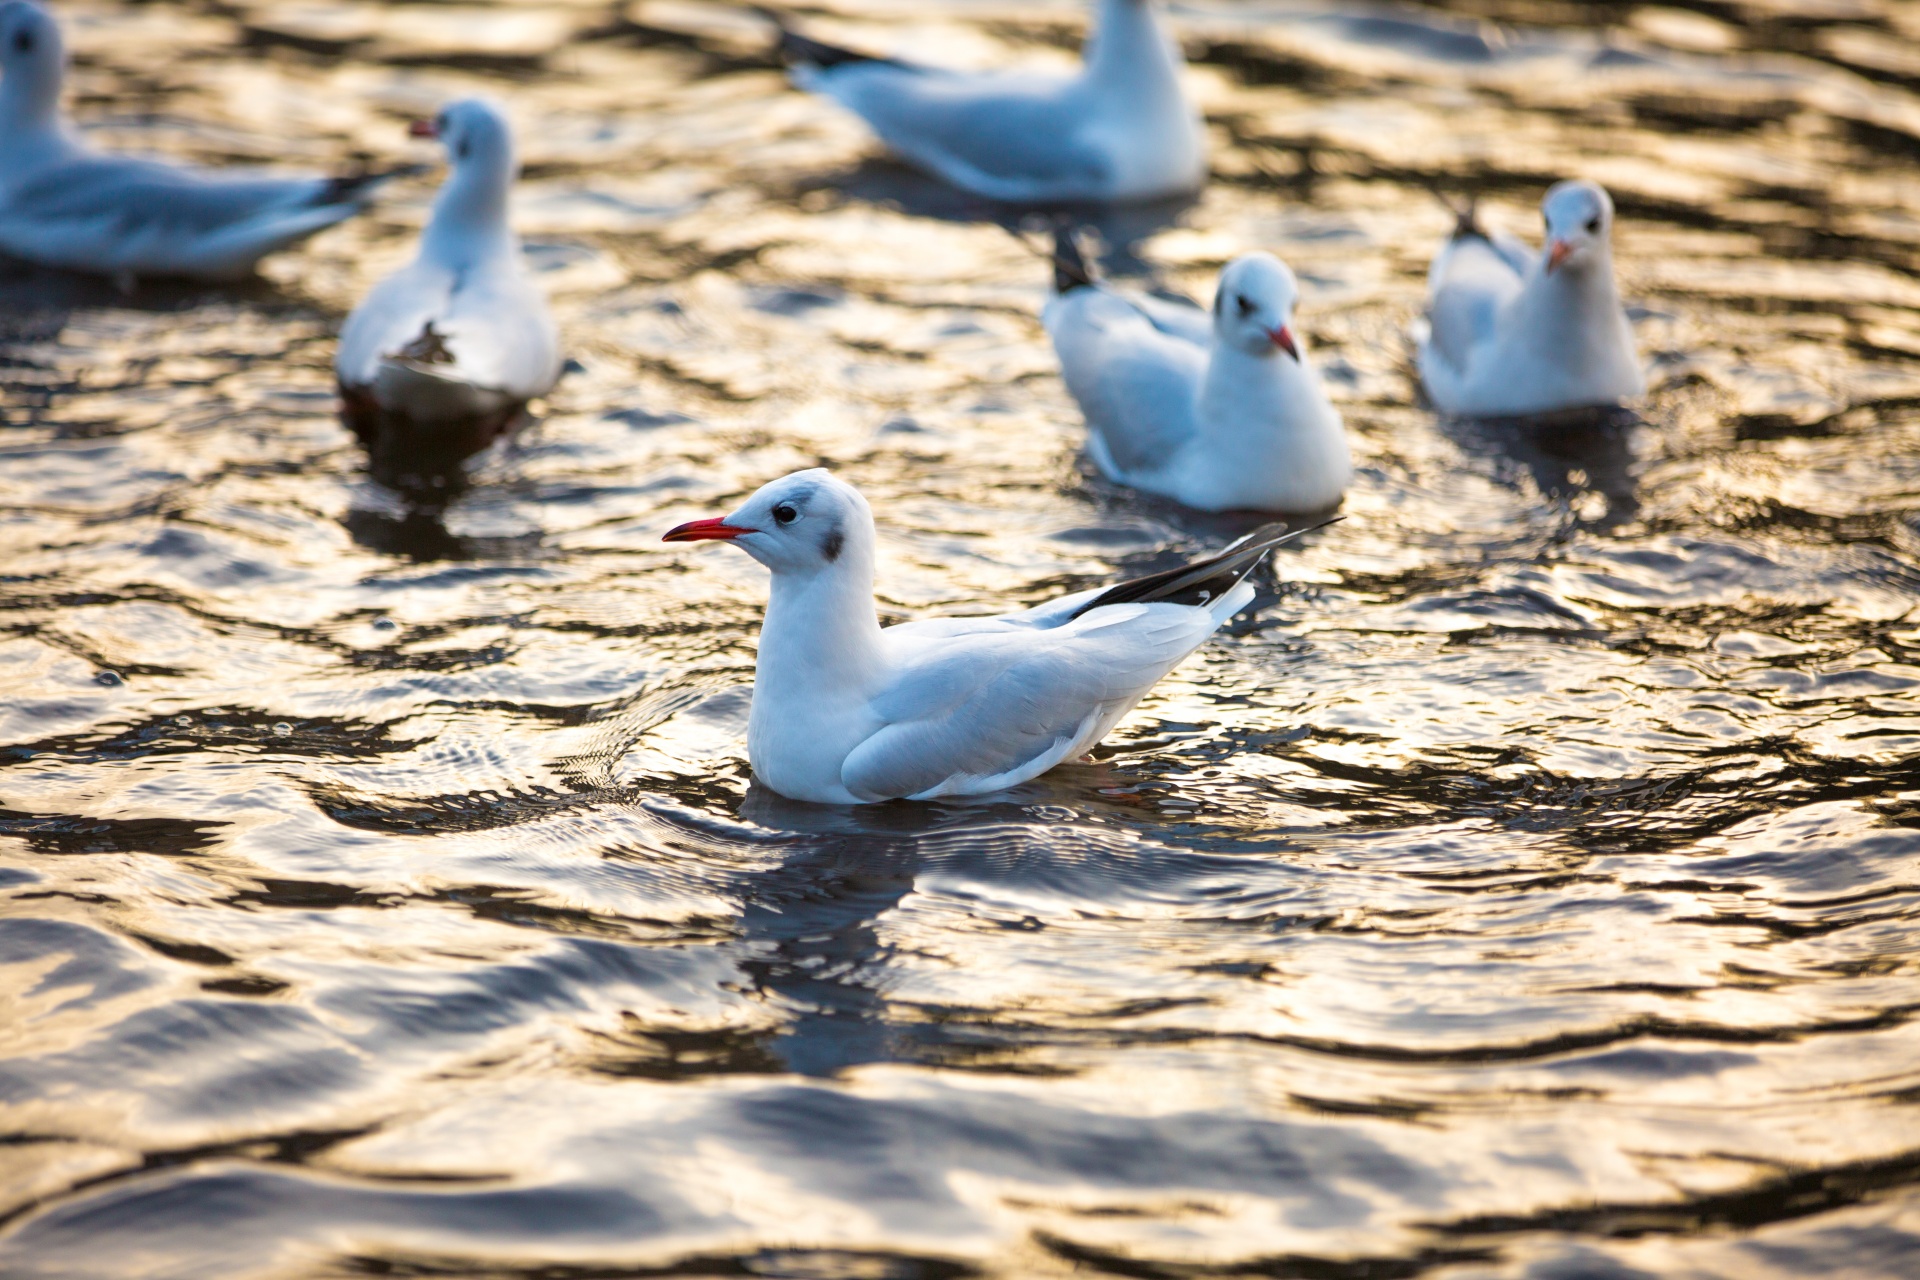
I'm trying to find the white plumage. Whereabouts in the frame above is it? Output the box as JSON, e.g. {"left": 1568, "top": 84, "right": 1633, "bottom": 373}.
{"left": 773, "top": 0, "right": 1205, "bottom": 205}
{"left": 1418, "top": 180, "right": 1645, "bottom": 419}
{"left": 1044, "top": 235, "right": 1351, "bottom": 513}
{"left": 664, "top": 470, "right": 1313, "bottom": 805}
{"left": 335, "top": 98, "right": 560, "bottom": 444}
{"left": 0, "top": 1, "right": 393, "bottom": 282}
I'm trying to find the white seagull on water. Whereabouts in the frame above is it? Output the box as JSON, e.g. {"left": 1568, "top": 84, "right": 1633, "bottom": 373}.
{"left": 0, "top": 0, "right": 397, "bottom": 283}
{"left": 1044, "top": 228, "right": 1351, "bottom": 513}
{"left": 664, "top": 469, "right": 1328, "bottom": 805}
{"left": 1418, "top": 180, "right": 1645, "bottom": 419}
{"left": 767, "top": 0, "right": 1205, "bottom": 205}
{"left": 335, "top": 98, "right": 561, "bottom": 462}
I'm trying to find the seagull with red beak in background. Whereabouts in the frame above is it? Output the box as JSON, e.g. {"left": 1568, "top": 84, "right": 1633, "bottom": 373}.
{"left": 1041, "top": 227, "right": 1351, "bottom": 514}
{"left": 1418, "top": 179, "right": 1644, "bottom": 419}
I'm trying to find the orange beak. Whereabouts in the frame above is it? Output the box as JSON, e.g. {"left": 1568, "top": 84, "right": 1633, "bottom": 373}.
{"left": 1271, "top": 325, "right": 1300, "bottom": 361}
{"left": 408, "top": 119, "right": 438, "bottom": 139}
{"left": 663, "top": 517, "right": 755, "bottom": 543}
{"left": 1547, "top": 240, "right": 1572, "bottom": 273}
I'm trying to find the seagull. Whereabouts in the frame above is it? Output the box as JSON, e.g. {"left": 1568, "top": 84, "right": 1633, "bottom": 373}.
{"left": 335, "top": 98, "right": 561, "bottom": 467}
{"left": 766, "top": 0, "right": 1205, "bottom": 204}
{"left": 663, "top": 468, "right": 1329, "bottom": 804}
{"left": 1418, "top": 180, "right": 1645, "bottom": 419}
{"left": 0, "top": 0, "right": 399, "bottom": 283}
{"left": 1043, "top": 228, "right": 1351, "bottom": 513}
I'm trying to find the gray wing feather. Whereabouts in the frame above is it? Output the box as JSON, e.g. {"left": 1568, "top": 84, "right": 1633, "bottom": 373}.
{"left": 1427, "top": 236, "right": 1526, "bottom": 372}
{"left": 1047, "top": 287, "right": 1206, "bottom": 476}
{"left": 815, "top": 65, "right": 1109, "bottom": 191}
{"left": 843, "top": 605, "right": 1214, "bottom": 801}
{"left": 9, "top": 155, "right": 333, "bottom": 232}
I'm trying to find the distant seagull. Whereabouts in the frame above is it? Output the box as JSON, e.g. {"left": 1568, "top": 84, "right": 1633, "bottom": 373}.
{"left": 1418, "top": 180, "right": 1645, "bottom": 419}
{"left": 1043, "top": 228, "right": 1351, "bottom": 513}
{"left": 335, "top": 99, "right": 561, "bottom": 471}
{"left": 663, "top": 468, "right": 1329, "bottom": 804}
{"left": 0, "top": 0, "right": 399, "bottom": 283}
{"left": 766, "top": 0, "right": 1205, "bottom": 204}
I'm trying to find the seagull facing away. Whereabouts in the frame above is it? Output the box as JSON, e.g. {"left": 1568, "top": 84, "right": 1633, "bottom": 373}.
{"left": 0, "top": 0, "right": 398, "bottom": 282}
{"left": 664, "top": 469, "right": 1324, "bottom": 804}
{"left": 335, "top": 99, "right": 561, "bottom": 466}
{"left": 1044, "top": 229, "right": 1351, "bottom": 513}
{"left": 767, "top": 0, "right": 1205, "bottom": 205}
{"left": 1418, "top": 180, "right": 1645, "bottom": 419}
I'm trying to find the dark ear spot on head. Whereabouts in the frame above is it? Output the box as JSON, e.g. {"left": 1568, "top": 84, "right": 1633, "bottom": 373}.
{"left": 821, "top": 525, "right": 844, "bottom": 564}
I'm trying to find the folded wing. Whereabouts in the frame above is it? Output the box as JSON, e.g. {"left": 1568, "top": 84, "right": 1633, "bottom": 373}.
{"left": 842, "top": 602, "right": 1224, "bottom": 801}
{"left": 1425, "top": 233, "right": 1528, "bottom": 374}
{"left": 1, "top": 155, "right": 389, "bottom": 277}
{"left": 802, "top": 64, "right": 1108, "bottom": 200}
{"left": 1046, "top": 286, "right": 1207, "bottom": 477}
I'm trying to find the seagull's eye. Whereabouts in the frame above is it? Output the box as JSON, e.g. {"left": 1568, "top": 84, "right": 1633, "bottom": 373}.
{"left": 456, "top": 141, "right": 471, "bottom": 161}
{"left": 12, "top": 30, "right": 32, "bottom": 53}
{"left": 1585, "top": 216, "right": 1601, "bottom": 234}
{"left": 772, "top": 503, "right": 799, "bottom": 526}
{"left": 1235, "top": 295, "right": 1255, "bottom": 317}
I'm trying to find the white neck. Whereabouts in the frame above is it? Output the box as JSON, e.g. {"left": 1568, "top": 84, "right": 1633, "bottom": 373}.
{"left": 0, "top": 57, "right": 67, "bottom": 158}
{"left": 1514, "top": 251, "right": 1630, "bottom": 370}
{"left": 1198, "top": 343, "right": 1304, "bottom": 437}
{"left": 754, "top": 554, "right": 886, "bottom": 705}
{"left": 1083, "top": 0, "right": 1181, "bottom": 99}
{"left": 419, "top": 163, "right": 516, "bottom": 268}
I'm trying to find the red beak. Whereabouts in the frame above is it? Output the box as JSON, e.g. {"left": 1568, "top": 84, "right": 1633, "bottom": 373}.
{"left": 1271, "top": 325, "right": 1300, "bottom": 360}
{"left": 408, "top": 119, "right": 439, "bottom": 139}
{"left": 663, "top": 517, "right": 755, "bottom": 543}
{"left": 1546, "top": 240, "right": 1572, "bottom": 273}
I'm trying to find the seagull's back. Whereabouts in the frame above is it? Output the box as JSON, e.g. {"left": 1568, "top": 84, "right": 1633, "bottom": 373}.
{"left": 1045, "top": 284, "right": 1207, "bottom": 479}
{"left": 1424, "top": 232, "right": 1530, "bottom": 376}
{"left": 0, "top": 151, "right": 376, "bottom": 279}
{"left": 806, "top": 63, "right": 1110, "bottom": 202}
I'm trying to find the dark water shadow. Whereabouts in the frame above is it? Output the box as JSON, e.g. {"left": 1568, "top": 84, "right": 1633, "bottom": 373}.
{"left": 0, "top": 255, "right": 305, "bottom": 332}
{"left": 1437, "top": 404, "right": 1644, "bottom": 531}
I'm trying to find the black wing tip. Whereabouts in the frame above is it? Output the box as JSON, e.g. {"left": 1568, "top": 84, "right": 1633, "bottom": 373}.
{"left": 1052, "top": 222, "right": 1097, "bottom": 294}
{"left": 758, "top": 8, "right": 890, "bottom": 70}
{"left": 1425, "top": 181, "right": 1491, "bottom": 243}
{"left": 316, "top": 163, "right": 423, "bottom": 206}
{"left": 1439, "top": 192, "right": 1490, "bottom": 244}
{"left": 1068, "top": 516, "right": 1343, "bottom": 620}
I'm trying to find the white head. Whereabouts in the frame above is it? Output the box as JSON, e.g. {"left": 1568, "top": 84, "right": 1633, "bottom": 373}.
{"left": 1211, "top": 252, "right": 1305, "bottom": 361}
{"left": 414, "top": 97, "right": 517, "bottom": 234}
{"left": 663, "top": 468, "right": 874, "bottom": 579}
{"left": 0, "top": 1, "right": 65, "bottom": 132}
{"left": 1540, "top": 179, "right": 1615, "bottom": 276}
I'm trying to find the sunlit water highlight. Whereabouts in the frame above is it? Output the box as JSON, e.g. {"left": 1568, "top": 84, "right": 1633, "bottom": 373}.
{"left": 3, "top": 1, "right": 1920, "bottom": 1277}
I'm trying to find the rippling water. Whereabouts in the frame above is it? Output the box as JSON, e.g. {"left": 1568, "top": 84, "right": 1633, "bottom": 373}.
{"left": 4, "top": 1, "right": 1920, "bottom": 1276}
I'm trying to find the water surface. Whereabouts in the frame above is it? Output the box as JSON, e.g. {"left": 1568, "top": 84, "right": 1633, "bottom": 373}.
{"left": 3, "top": 1, "right": 1920, "bottom": 1276}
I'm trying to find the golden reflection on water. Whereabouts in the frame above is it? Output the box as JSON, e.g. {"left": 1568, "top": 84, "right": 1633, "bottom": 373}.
{"left": 3, "top": 1, "right": 1920, "bottom": 1277}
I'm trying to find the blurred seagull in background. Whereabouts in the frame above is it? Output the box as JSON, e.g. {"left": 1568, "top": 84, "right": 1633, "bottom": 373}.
{"left": 1044, "top": 227, "right": 1351, "bottom": 513}
{"left": 335, "top": 98, "right": 561, "bottom": 471}
{"left": 0, "top": 0, "right": 399, "bottom": 283}
{"left": 1418, "top": 179, "right": 1645, "bottom": 418}
{"left": 765, "top": 0, "right": 1205, "bottom": 204}
{"left": 664, "top": 469, "right": 1329, "bottom": 804}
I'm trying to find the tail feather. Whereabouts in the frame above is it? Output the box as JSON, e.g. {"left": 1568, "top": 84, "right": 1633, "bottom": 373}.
{"left": 756, "top": 6, "right": 902, "bottom": 70}
{"left": 1431, "top": 187, "right": 1489, "bottom": 243}
{"left": 314, "top": 163, "right": 425, "bottom": 208}
{"left": 1069, "top": 519, "right": 1341, "bottom": 620}
{"left": 1052, "top": 222, "right": 1097, "bottom": 294}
